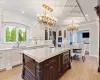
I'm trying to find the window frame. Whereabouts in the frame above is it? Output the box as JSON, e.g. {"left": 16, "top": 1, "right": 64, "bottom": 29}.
{"left": 3, "top": 22, "right": 29, "bottom": 43}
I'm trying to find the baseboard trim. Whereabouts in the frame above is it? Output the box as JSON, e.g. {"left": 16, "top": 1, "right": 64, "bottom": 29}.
{"left": 89, "top": 55, "right": 98, "bottom": 58}
{"left": 0, "top": 68, "right": 6, "bottom": 72}
{"left": 12, "top": 63, "right": 22, "bottom": 68}
{"left": 6, "top": 66, "right": 12, "bottom": 70}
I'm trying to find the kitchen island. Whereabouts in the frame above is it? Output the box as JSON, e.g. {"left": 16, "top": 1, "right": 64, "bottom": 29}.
{"left": 22, "top": 47, "right": 71, "bottom": 80}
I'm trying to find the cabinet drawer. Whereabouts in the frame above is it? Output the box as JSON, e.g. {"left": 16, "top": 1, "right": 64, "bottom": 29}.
{"left": 24, "top": 55, "right": 35, "bottom": 63}
{"left": 25, "top": 62, "right": 36, "bottom": 75}
{"left": 44, "top": 57, "right": 57, "bottom": 67}
{"left": 63, "top": 54, "right": 69, "bottom": 64}
{"left": 63, "top": 63, "right": 70, "bottom": 72}
{"left": 24, "top": 67, "right": 36, "bottom": 80}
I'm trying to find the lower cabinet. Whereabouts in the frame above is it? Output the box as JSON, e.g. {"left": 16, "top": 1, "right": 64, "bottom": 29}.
{"left": 62, "top": 50, "right": 71, "bottom": 73}
{"left": 11, "top": 49, "right": 22, "bottom": 67}
{"left": 0, "top": 48, "right": 34, "bottom": 71}
{"left": 5, "top": 51, "right": 12, "bottom": 70}
{"left": 0, "top": 49, "right": 23, "bottom": 71}
{"left": 22, "top": 50, "right": 71, "bottom": 80}
{"left": 0, "top": 52, "right": 5, "bottom": 70}
{"left": 44, "top": 58, "right": 58, "bottom": 80}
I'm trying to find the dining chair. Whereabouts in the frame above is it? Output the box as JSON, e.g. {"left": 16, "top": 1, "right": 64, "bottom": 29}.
{"left": 71, "top": 43, "right": 86, "bottom": 62}
{"left": 80, "top": 43, "right": 86, "bottom": 62}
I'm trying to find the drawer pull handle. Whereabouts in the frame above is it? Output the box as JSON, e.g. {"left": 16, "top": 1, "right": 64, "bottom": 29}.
{"left": 50, "top": 66, "right": 53, "bottom": 69}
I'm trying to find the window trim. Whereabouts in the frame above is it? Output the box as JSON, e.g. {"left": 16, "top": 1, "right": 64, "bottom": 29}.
{"left": 3, "top": 22, "right": 29, "bottom": 43}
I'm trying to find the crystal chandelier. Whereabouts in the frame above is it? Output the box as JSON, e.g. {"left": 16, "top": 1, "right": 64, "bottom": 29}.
{"left": 37, "top": 4, "right": 58, "bottom": 26}
{"left": 67, "top": 21, "right": 79, "bottom": 31}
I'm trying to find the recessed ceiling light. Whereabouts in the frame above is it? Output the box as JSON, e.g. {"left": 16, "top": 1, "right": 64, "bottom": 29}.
{"left": 85, "top": 14, "right": 88, "bottom": 17}
{"left": 22, "top": 11, "right": 25, "bottom": 14}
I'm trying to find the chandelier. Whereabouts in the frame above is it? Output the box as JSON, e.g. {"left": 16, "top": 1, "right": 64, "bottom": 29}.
{"left": 67, "top": 21, "right": 79, "bottom": 31}
{"left": 37, "top": 4, "right": 58, "bottom": 26}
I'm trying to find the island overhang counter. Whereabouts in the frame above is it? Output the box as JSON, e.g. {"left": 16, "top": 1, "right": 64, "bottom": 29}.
{"left": 22, "top": 47, "right": 71, "bottom": 80}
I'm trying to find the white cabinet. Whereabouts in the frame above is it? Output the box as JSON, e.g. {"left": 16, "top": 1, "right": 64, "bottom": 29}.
{"left": 0, "top": 47, "right": 33, "bottom": 71}
{"left": 0, "top": 50, "right": 12, "bottom": 71}
{"left": 5, "top": 50, "right": 12, "bottom": 70}
{"left": 0, "top": 51, "right": 5, "bottom": 70}
{"left": 11, "top": 49, "right": 22, "bottom": 67}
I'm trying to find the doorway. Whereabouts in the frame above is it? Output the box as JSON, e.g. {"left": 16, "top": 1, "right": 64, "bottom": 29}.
{"left": 77, "top": 30, "right": 90, "bottom": 55}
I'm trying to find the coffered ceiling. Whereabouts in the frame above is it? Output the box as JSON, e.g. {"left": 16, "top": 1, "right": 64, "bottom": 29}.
{"left": 0, "top": 0, "right": 98, "bottom": 26}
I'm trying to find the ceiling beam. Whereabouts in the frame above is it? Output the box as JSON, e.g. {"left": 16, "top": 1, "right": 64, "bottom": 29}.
{"left": 52, "top": 5, "right": 78, "bottom": 7}
{"left": 76, "top": 0, "right": 88, "bottom": 21}
{"left": 60, "top": 3, "right": 77, "bottom": 24}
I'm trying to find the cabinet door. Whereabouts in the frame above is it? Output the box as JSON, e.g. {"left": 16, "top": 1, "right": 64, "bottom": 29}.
{"left": 44, "top": 58, "right": 58, "bottom": 80}
{"left": 44, "top": 67, "right": 51, "bottom": 80}
{"left": 49, "top": 66, "right": 58, "bottom": 80}
{"left": 11, "top": 50, "right": 22, "bottom": 66}
{"left": 62, "top": 51, "right": 70, "bottom": 73}
{"left": 50, "top": 61, "right": 58, "bottom": 80}
{"left": 0, "top": 52, "right": 5, "bottom": 70}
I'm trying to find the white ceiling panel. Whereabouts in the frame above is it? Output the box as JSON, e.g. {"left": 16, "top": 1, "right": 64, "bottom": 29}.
{"left": 62, "top": 16, "right": 85, "bottom": 25}
{"left": 78, "top": 0, "right": 97, "bottom": 21}
{"left": 0, "top": 0, "right": 97, "bottom": 25}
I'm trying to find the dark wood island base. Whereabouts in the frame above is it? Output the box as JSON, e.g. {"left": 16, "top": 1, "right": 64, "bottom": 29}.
{"left": 22, "top": 50, "right": 71, "bottom": 80}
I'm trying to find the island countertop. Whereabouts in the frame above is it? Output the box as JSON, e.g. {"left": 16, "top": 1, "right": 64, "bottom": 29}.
{"left": 22, "top": 47, "right": 70, "bottom": 63}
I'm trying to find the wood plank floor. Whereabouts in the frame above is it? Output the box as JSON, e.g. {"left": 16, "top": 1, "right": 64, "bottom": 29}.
{"left": 0, "top": 56, "right": 100, "bottom": 80}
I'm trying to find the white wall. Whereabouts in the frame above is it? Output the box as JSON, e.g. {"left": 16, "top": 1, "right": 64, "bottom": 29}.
{"left": 57, "top": 21, "right": 99, "bottom": 57}
{"left": 79, "top": 22, "right": 99, "bottom": 57}
{"left": 0, "top": 10, "right": 45, "bottom": 48}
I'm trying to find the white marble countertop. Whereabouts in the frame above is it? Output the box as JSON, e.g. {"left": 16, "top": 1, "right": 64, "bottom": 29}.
{"left": 22, "top": 47, "right": 70, "bottom": 63}
{"left": 0, "top": 43, "right": 54, "bottom": 51}
{"left": 0, "top": 48, "right": 12, "bottom": 51}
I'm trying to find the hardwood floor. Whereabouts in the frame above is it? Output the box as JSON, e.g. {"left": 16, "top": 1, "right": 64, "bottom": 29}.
{"left": 0, "top": 66, "right": 22, "bottom": 80}
{"left": 0, "top": 56, "right": 100, "bottom": 80}
{"left": 60, "top": 56, "right": 100, "bottom": 80}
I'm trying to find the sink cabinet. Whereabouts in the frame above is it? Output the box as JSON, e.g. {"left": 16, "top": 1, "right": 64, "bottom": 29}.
{"left": 11, "top": 48, "right": 33, "bottom": 67}
{"left": 11, "top": 49, "right": 22, "bottom": 67}
{"left": 0, "top": 47, "right": 35, "bottom": 71}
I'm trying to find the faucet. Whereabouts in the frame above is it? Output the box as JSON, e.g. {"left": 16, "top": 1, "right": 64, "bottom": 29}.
{"left": 16, "top": 42, "right": 20, "bottom": 47}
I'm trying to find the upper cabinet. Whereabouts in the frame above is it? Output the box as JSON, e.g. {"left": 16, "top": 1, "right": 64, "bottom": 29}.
{"left": 64, "top": 30, "right": 66, "bottom": 38}
{"left": 58, "top": 31, "right": 62, "bottom": 36}
{"left": 49, "top": 31, "right": 52, "bottom": 40}
{"left": 45, "top": 30, "right": 48, "bottom": 40}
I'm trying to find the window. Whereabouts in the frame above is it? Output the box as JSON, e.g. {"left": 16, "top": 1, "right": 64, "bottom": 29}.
{"left": 4, "top": 23, "right": 29, "bottom": 43}
{"left": 18, "top": 28, "right": 26, "bottom": 42}
{"left": 6, "top": 26, "right": 16, "bottom": 42}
